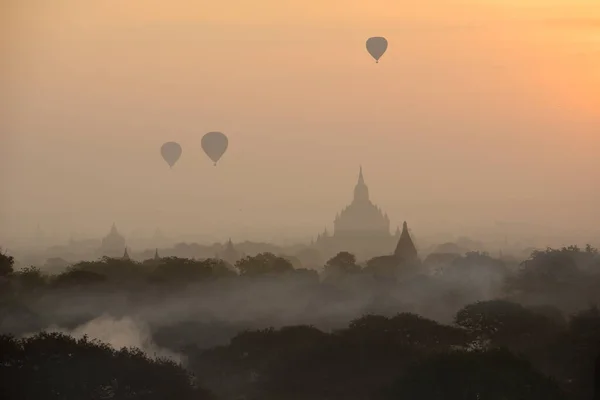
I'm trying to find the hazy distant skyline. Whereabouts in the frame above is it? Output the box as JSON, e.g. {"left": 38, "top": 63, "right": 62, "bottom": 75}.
{"left": 2, "top": 0, "right": 599, "bottom": 241}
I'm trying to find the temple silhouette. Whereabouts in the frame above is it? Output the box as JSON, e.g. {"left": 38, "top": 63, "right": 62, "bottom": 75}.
{"left": 218, "top": 238, "right": 243, "bottom": 265}
{"left": 97, "top": 223, "right": 126, "bottom": 258}
{"left": 94, "top": 167, "right": 418, "bottom": 265}
{"left": 313, "top": 166, "right": 413, "bottom": 261}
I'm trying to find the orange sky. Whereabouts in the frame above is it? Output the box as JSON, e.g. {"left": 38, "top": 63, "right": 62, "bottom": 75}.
{"left": 1, "top": 0, "right": 599, "bottom": 243}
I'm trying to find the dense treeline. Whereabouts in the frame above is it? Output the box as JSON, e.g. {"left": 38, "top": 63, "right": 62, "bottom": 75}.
{"left": 1, "top": 303, "right": 598, "bottom": 399}
{"left": 2, "top": 246, "right": 600, "bottom": 318}
{"left": 0, "top": 245, "right": 599, "bottom": 399}
{"left": 187, "top": 302, "right": 600, "bottom": 400}
{"left": 2, "top": 246, "right": 599, "bottom": 301}
{"left": 0, "top": 332, "right": 209, "bottom": 400}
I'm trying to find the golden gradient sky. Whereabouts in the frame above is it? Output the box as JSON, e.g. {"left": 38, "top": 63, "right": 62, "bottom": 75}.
{"left": 1, "top": 0, "right": 599, "bottom": 243}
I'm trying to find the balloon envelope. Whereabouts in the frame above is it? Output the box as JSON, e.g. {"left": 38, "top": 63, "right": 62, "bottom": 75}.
{"left": 366, "top": 37, "right": 388, "bottom": 63}
{"left": 160, "top": 142, "right": 182, "bottom": 168}
{"left": 201, "top": 132, "right": 228, "bottom": 165}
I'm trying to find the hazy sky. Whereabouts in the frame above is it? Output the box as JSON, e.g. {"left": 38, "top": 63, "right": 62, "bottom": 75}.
{"left": 2, "top": 0, "right": 599, "bottom": 242}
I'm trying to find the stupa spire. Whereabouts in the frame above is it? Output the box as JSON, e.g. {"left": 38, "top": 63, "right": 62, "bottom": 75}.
{"left": 394, "top": 221, "right": 418, "bottom": 263}
{"left": 358, "top": 165, "right": 364, "bottom": 184}
{"left": 353, "top": 165, "right": 369, "bottom": 203}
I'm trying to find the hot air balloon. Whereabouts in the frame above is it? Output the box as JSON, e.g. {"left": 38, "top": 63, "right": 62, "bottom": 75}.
{"left": 160, "top": 142, "right": 182, "bottom": 168}
{"left": 201, "top": 132, "right": 228, "bottom": 166}
{"left": 366, "top": 37, "right": 388, "bottom": 63}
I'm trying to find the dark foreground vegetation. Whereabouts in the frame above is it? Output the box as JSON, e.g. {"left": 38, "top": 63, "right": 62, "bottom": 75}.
{"left": 0, "top": 332, "right": 208, "bottom": 400}
{"left": 1, "top": 245, "right": 600, "bottom": 399}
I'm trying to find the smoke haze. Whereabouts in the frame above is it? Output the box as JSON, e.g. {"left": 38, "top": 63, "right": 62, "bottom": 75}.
{"left": 28, "top": 314, "right": 184, "bottom": 363}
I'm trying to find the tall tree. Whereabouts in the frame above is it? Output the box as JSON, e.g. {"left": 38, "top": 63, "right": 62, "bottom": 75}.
{"left": 0, "top": 249, "right": 14, "bottom": 277}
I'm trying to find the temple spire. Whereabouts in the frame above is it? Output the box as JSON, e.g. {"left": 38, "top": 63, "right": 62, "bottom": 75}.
{"left": 394, "top": 221, "right": 418, "bottom": 263}
{"left": 353, "top": 165, "right": 369, "bottom": 203}
{"left": 221, "top": 238, "right": 240, "bottom": 264}
{"left": 110, "top": 223, "right": 119, "bottom": 235}
{"left": 122, "top": 247, "right": 130, "bottom": 261}
{"left": 358, "top": 165, "right": 364, "bottom": 185}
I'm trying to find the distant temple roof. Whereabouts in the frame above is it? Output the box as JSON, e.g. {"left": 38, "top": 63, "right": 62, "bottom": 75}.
{"left": 102, "top": 223, "right": 125, "bottom": 245}
{"left": 220, "top": 238, "right": 241, "bottom": 263}
{"left": 331, "top": 166, "right": 391, "bottom": 237}
{"left": 394, "top": 221, "right": 418, "bottom": 262}
{"left": 99, "top": 224, "right": 126, "bottom": 257}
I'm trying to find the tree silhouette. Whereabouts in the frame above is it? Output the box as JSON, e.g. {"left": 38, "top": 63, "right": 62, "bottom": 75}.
{"left": 0, "top": 332, "right": 209, "bottom": 400}
{"left": 507, "top": 247, "right": 584, "bottom": 293}
{"left": 323, "top": 252, "right": 361, "bottom": 283}
{"left": 72, "top": 257, "right": 148, "bottom": 283}
{"left": 0, "top": 248, "right": 14, "bottom": 277}
{"left": 2, "top": 243, "right": 600, "bottom": 399}
{"left": 552, "top": 306, "right": 600, "bottom": 399}
{"left": 505, "top": 246, "right": 599, "bottom": 311}
{"left": 152, "top": 257, "right": 233, "bottom": 282}
{"left": 364, "top": 255, "right": 399, "bottom": 280}
{"left": 235, "top": 252, "right": 294, "bottom": 277}
{"left": 326, "top": 252, "right": 359, "bottom": 272}
{"left": 594, "top": 351, "right": 600, "bottom": 400}
{"left": 387, "top": 348, "right": 566, "bottom": 400}
{"left": 53, "top": 268, "right": 107, "bottom": 288}
{"left": 14, "top": 267, "right": 46, "bottom": 292}
{"left": 344, "top": 313, "right": 469, "bottom": 350}
{"left": 455, "top": 300, "right": 562, "bottom": 352}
